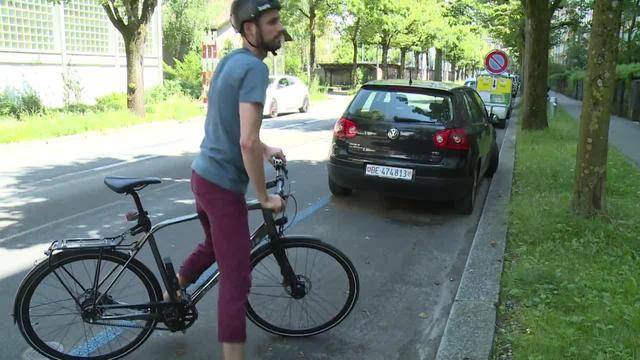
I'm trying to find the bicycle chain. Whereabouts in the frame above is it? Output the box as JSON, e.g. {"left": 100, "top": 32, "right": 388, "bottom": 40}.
{"left": 91, "top": 320, "right": 179, "bottom": 332}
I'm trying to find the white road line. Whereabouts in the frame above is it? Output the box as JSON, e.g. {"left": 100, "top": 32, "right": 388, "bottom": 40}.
{"left": 0, "top": 181, "right": 184, "bottom": 243}
{"left": 0, "top": 200, "right": 125, "bottom": 244}
{"left": 278, "top": 119, "right": 327, "bottom": 130}
{"left": 23, "top": 155, "right": 162, "bottom": 188}
{"left": 2, "top": 119, "right": 334, "bottom": 243}
{"left": 5, "top": 118, "right": 330, "bottom": 196}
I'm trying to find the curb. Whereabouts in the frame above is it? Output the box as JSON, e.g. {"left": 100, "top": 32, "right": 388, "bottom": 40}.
{"left": 434, "top": 108, "right": 518, "bottom": 360}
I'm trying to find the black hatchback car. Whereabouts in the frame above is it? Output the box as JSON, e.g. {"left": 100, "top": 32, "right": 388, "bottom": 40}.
{"left": 327, "top": 80, "right": 499, "bottom": 214}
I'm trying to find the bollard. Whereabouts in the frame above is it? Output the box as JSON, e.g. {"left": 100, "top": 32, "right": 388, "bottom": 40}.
{"left": 548, "top": 96, "right": 557, "bottom": 120}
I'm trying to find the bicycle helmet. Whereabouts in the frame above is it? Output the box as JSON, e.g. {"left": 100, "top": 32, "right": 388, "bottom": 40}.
{"left": 231, "top": 0, "right": 280, "bottom": 32}
{"left": 231, "top": 0, "right": 292, "bottom": 44}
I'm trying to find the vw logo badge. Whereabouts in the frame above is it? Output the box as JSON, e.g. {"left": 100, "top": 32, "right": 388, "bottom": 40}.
{"left": 387, "top": 128, "right": 400, "bottom": 140}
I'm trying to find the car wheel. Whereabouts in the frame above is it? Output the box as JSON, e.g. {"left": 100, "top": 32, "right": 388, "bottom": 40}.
{"left": 455, "top": 169, "right": 477, "bottom": 215}
{"left": 485, "top": 142, "right": 499, "bottom": 177}
{"left": 299, "top": 96, "right": 309, "bottom": 113}
{"left": 329, "top": 178, "right": 352, "bottom": 196}
{"left": 269, "top": 100, "right": 278, "bottom": 118}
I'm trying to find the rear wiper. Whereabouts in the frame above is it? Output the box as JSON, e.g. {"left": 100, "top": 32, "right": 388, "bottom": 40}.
{"left": 393, "top": 116, "right": 424, "bottom": 123}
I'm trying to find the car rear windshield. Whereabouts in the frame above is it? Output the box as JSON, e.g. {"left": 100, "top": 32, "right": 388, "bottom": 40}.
{"left": 345, "top": 87, "right": 453, "bottom": 124}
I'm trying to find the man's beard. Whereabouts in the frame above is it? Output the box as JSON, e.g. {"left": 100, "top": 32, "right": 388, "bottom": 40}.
{"left": 263, "top": 34, "right": 284, "bottom": 52}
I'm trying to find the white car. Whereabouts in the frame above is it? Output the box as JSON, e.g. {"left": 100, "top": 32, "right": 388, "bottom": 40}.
{"left": 463, "top": 77, "right": 476, "bottom": 89}
{"left": 263, "top": 75, "right": 310, "bottom": 118}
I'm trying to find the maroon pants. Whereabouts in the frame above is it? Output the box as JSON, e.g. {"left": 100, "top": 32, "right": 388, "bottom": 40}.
{"left": 179, "top": 171, "right": 251, "bottom": 343}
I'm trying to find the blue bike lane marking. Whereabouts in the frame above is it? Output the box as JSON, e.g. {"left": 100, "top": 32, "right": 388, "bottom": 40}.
{"left": 71, "top": 194, "right": 331, "bottom": 356}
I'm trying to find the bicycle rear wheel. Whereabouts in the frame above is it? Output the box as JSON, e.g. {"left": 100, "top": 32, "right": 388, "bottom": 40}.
{"left": 14, "top": 250, "right": 162, "bottom": 360}
{"left": 247, "top": 237, "right": 359, "bottom": 337}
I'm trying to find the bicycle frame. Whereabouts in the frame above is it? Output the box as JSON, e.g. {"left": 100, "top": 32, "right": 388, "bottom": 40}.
{"left": 40, "top": 160, "right": 293, "bottom": 328}
{"left": 45, "top": 198, "right": 295, "bottom": 325}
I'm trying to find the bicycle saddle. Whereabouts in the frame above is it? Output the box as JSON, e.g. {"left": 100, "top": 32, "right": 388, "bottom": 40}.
{"left": 104, "top": 176, "right": 162, "bottom": 194}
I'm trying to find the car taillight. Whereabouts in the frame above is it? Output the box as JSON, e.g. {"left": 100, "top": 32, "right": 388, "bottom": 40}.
{"left": 433, "top": 128, "right": 470, "bottom": 150}
{"left": 334, "top": 117, "right": 358, "bottom": 139}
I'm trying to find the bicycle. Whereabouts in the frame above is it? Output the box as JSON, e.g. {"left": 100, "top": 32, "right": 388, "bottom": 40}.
{"left": 12, "top": 159, "right": 360, "bottom": 360}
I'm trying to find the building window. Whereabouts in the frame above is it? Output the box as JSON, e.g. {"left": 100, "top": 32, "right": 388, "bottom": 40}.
{"left": 0, "top": 0, "right": 55, "bottom": 51}
{"left": 64, "top": 0, "right": 110, "bottom": 54}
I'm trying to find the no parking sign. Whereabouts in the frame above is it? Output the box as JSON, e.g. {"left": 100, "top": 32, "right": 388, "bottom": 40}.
{"left": 484, "top": 50, "right": 509, "bottom": 74}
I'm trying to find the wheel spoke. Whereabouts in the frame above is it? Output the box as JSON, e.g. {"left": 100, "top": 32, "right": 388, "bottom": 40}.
{"left": 30, "top": 312, "right": 79, "bottom": 318}
{"left": 249, "top": 292, "right": 291, "bottom": 299}
{"left": 60, "top": 263, "right": 87, "bottom": 292}
{"left": 30, "top": 297, "right": 75, "bottom": 309}
{"left": 248, "top": 241, "right": 357, "bottom": 335}
{"left": 17, "top": 253, "right": 158, "bottom": 359}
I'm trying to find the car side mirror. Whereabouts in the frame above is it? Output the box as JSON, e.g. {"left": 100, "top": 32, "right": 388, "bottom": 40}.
{"left": 488, "top": 113, "right": 499, "bottom": 125}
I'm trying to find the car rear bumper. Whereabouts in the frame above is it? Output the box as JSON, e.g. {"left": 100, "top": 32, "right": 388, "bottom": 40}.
{"left": 328, "top": 156, "right": 473, "bottom": 201}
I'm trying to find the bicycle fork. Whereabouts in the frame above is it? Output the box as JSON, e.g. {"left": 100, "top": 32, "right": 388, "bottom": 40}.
{"left": 263, "top": 209, "right": 307, "bottom": 299}
{"left": 271, "top": 247, "right": 307, "bottom": 299}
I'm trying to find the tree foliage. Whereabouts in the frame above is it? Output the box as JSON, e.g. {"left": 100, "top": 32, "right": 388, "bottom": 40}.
{"left": 162, "top": 0, "right": 215, "bottom": 65}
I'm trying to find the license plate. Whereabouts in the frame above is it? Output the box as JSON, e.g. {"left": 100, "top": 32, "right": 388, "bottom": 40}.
{"left": 365, "top": 164, "right": 413, "bottom": 181}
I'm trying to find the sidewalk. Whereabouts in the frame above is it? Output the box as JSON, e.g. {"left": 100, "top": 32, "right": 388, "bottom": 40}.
{"left": 435, "top": 100, "right": 518, "bottom": 359}
{"left": 553, "top": 91, "right": 640, "bottom": 168}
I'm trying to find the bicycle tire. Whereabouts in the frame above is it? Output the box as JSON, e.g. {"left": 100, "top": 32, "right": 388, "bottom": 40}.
{"left": 247, "top": 236, "right": 359, "bottom": 337}
{"left": 14, "top": 250, "right": 162, "bottom": 360}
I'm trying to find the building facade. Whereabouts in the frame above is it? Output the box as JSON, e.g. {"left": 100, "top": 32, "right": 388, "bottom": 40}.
{"left": 0, "top": 0, "right": 163, "bottom": 107}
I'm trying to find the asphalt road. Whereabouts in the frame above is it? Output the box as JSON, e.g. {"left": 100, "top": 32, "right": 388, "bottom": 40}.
{"left": 0, "top": 94, "right": 505, "bottom": 360}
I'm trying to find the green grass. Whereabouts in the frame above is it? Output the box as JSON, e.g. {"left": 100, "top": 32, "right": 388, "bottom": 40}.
{"left": 493, "top": 107, "right": 640, "bottom": 359}
{"left": 310, "top": 89, "right": 330, "bottom": 102}
{"left": 0, "top": 95, "right": 204, "bottom": 143}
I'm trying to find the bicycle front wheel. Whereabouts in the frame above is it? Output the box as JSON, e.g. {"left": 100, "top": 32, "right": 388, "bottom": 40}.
{"left": 247, "top": 237, "right": 359, "bottom": 337}
{"left": 14, "top": 250, "right": 162, "bottom": 360}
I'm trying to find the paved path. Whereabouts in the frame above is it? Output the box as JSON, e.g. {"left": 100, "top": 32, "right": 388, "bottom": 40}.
{"left": 553, "top": 91, "right": 640, "bottom": 168}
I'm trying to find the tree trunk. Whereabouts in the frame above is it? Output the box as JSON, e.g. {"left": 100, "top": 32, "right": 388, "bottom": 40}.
{"left": 399, "top": 48, "right": 407, "bottom": 79}
{"left": 425, "top": 51, "right": 430, "bottom": 80}
{"left": 628, "top": 0, "right": 639, "bottom": 48}
{"left": 518, "top": 7, "right": 526, "bottom": 76}
{"left": 351, "top": 36, "right": 358, "bottom": 86}
{"left": 102, "top": 0, "right": 156, "bottom": 116}
{"left": 300, "top": 46, "right": 305, "bottom": 74}
{"left": 124, "top": 30, "right": 146, "bottom": 117}
{"left": 414, "top": 52, "right": 421, "bottom": 80}
{"left": 451, "top": 63, "right": 457, "bottom": 81}
{"left": 308, "top": 1, "right": 317, "bottom": 85}
{"left": 351, "top": 19, "right": 360, "bottom": 87}
{"left": 434, "top": 48, "right": 443, "bottom": 81}
{"left": 571, "top": 0, "right": 623, "bottom": 217}
{"left": 522, "top": 0, "right": 552, "bottom": 130}
{"left": 381, "top": 42, "right": 390, "bottom": 79}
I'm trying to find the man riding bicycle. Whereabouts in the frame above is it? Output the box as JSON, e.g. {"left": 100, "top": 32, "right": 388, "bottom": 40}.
{"left": 176, "top": 1, "right": 290, "bottom": 359}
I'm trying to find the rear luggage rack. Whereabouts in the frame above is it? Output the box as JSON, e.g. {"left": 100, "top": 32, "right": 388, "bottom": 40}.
{"left": 45, "top": 236, "right": 127, "bottom": 255}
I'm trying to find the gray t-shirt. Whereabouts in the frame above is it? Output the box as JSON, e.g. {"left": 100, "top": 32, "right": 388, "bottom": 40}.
{"left": 192, "top": 48, "right": 269, "bottom": 194}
